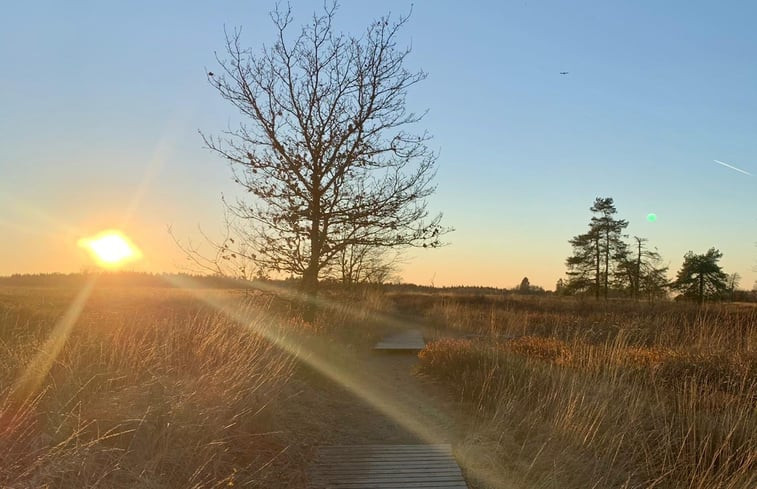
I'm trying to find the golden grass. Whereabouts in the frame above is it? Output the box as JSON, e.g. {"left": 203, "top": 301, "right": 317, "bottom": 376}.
{"left": 0, "top": 286, "right": 298, "bottom": 488}
{"left": 417, "top": 295, "right": 757, "bottom": 489}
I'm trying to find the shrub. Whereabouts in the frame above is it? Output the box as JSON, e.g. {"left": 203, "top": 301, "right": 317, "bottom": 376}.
{"left": 503, "top": 336, "right": 573, "bottom": 364}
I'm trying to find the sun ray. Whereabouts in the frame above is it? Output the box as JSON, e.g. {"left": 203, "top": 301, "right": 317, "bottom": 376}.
{"left": 121, "top": 136, "right": 171, "bottom": 227}
{"left": 0, "top": 191, "right": 81, "bottom": 236}
{"left": 10, "top": 277, "right": 98, "bottom": 405}
{"left": 161, "top": 275, "right": 515, "bottom": 488}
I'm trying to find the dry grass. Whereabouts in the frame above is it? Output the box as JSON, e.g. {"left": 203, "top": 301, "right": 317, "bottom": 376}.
{"left": 416, "top": 295, "right": 757, "bottom": 489}
{"left": 0, "top": 286, "right": 302, "bottom": 488}
{"left": 0, "top": 283, "right": 394, "bottom": 488}
{"left": 6, "top": 283, "right": 754, "bottom": 488}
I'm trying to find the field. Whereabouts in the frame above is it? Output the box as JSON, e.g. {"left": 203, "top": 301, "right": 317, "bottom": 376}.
{"left": 413, "top": 294, "right": 757, "bottom": 489}
{"left": 1, "top": 284, "right": 755, "bottom": 489}
{"left": 0, "top": 282, "right": 386, "bottom": 488}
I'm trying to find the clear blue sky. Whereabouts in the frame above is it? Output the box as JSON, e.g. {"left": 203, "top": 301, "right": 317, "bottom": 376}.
{"left": 1, "top": 1, "right": 755, "bottom": 289}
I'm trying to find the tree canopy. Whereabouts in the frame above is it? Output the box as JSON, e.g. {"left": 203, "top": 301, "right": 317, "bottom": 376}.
{"left": 203, "top": 3, "right": 448, "bottom": 314}
{"left": 566, "top": 197, "right": 628, "bottom": 299}
{"left": 565, "top": 197, "right": 668, "bottom": 300}
{"left": 672, "top": 248, "right": 728, "bottom": 303}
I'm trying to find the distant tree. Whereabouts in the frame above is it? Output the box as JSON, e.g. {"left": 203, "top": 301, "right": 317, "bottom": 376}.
{"left": 592, "top": 198, "right": 629, "bottom": 299}
{"left": 727, "top": 272, "right": 741, "bottom": 301}
{"left": 672, "top": 248, "right": 728, "bottom": 303}
{"left": 338, "top": 243, "right": 401, "bottom": 286}
{"left": 554, "top": 278, "right": 566, "bottom": 295}
{"left": 566, "top": 227, "right": 600, "bottom": 296}
{"left": 616, "top": 236, "right": 669, "bottom": 299}
{"left": 519, "top": 276, "right": 530, "bottom": 293}
{"left": 203, "top": 4, "right": 449, "bottom": 318}
{"left": 639, "top": 265, "right": 669, "bottom": 300}
{"left": 565, "top": 197, "right": 628, "bottom": 299}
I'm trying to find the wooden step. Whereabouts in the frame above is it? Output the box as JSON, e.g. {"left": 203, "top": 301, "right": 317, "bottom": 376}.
{"left": 309, "top": 444, "right": 468, "bottom": 488}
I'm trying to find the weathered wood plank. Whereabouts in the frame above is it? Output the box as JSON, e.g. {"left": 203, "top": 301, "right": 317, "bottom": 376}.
{"left": 313, "top": 468, "right": 461, "bottom": 474}
{"left": 317, "top": 444, "right": 451, "bottom": 451}
{"left": 316, "top": 481, "right": 468, "bottom": 489}
{"left": 309, "top": 444, "right": 467, "bottom": 489}
{"left": 314, "top": 461, "right": 459, "bottom": 469}
{"left": 373, "top": 330, "right": 426, "bottom": 351}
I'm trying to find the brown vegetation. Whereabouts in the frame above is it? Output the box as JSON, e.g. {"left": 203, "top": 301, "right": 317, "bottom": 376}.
{"left": 0, "top": 287, "right": 304, "bottom": 488}
{"left": 4, "top": 284, "right": 755, "bottom": 489}
{"left": 417, "top": 294, "right": 757, "bottom": 488}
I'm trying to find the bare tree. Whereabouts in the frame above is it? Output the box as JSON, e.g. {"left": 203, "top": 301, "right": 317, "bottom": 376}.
{"left": 727, "top": 272, "right": 741, "bottom": 301}
{"left": 169, "top": 207, "right": 263, "bottom": 283}
{"left": 203, "top": 3, "right": 448, "bottom": 318}
{"left": 616, "top": 236, "right": 668, "bottom": 299}
{"left": 338, "top": 242, "right": 401, "bottom": 286}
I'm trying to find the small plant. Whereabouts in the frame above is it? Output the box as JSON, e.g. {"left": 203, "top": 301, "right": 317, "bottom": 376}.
{"left": 503, "top": 336, "right": 573, "bottom": 364}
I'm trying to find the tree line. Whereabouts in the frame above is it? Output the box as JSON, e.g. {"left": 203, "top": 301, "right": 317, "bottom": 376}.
{"left": 561, "top": 197, "right": 741, "bottom": 303}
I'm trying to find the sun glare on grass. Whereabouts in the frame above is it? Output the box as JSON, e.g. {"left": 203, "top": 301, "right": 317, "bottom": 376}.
{"left": 78, "top": 230, "right": 142, "bottom": 268}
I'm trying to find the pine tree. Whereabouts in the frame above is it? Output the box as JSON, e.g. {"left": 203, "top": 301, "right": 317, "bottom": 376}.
{"left": 566, "top": 197, "right": 628, "bottom": 299}
{"left": 673, "top": 248, "right": 728, "bottom": 303}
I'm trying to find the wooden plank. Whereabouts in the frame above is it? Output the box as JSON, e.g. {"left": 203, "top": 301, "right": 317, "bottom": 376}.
{"left": 314, "top": 461, "right": 459, "bottom": 469}
{"left": 313, "top": 468, "right": 461, "bottom": 473}
{"left": 314, "top": 481, "right": 468, "bottom": 489}
{"left": 318, "top": 444, "right": 451, "bottom": 451}
{"left": 316, "top": 482, "right": 468, "bottom": 489}
{"left": 309, "top": 444, "right": 468, "bottom": 489}
{"left": 373, "top": 329, "right": 426, "bottom": 351}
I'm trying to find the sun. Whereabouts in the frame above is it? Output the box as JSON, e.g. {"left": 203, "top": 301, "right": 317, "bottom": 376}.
{"left": 78, "top": 230, "right": 142, "bottom": 268}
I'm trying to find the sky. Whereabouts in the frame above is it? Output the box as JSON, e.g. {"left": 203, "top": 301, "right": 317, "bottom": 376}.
{"left": 1, "top": 0, "right": 756, "bottom": 289}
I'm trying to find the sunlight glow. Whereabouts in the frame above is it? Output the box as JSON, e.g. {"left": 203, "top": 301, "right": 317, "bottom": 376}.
{"left": 160, "top": 275, "right": 515, "bottom": 489}
{"left": 78, "top": 230, "right": 142, "bottom": 267}
{"left": 11, "top": 277, "right": 96, "bottom": 404}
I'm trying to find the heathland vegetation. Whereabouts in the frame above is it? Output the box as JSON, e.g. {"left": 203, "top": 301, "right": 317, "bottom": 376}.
{"left": 416, "top": 294, "right": 756, "bottom": 488}
{"left": 2, "top": 282, "right": 755, "bottom": 488}
{"left": 0, "top": 282, "right": 393, "bottom": 488}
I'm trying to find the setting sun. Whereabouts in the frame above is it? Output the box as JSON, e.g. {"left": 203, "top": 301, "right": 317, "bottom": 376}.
{"left": 78, "top": 230, "right": 142, "bottom": 268}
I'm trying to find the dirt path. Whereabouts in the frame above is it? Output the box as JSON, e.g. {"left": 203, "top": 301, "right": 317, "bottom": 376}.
{"left": 272, "top": 314, "right": 517, "bottom": 489}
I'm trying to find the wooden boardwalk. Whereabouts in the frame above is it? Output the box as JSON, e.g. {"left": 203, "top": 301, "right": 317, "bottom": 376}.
{"left": 373, "top": 329, "right": 426, "bottom": 351}
{"left": 309, "top": 444, "right": 468, "bottom": 488}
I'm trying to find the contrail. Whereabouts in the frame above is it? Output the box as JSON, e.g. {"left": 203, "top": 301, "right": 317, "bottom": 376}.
{"left": 713, "top": 159, "right": 753, "bottom": 176}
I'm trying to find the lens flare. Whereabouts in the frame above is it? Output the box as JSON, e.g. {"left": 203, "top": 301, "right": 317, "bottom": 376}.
{"left": 78, "top": 230, "right": 142, "bottom": 267}
{"left": 646, "top": 213, "right": 657, "bottom": 222}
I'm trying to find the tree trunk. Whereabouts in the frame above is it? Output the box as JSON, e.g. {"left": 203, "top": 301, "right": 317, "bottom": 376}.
{"left": 604, "top": 230, "right": 610, "bottom": 300}
{"left": 302, "top": 266, "right": 319, "bottom": 321}
{"left": 698, "top": 273, "right": 704, "bottom": 304}
{"left": 303, "top": 188, "right": 322, "bottom": 322}
{"left": 594, "top": 235, "right": 601, "bottom": 300}
{"left": 635, "top": 239, "right": 642, "bottom": 300}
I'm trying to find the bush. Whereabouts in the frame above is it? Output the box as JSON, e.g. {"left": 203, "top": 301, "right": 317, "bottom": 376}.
{"left": 503, "top": 336, "right": 572, "bottom": 364}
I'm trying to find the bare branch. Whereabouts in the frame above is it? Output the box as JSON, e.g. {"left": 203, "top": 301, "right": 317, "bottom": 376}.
{"left": 203, "top": 3, "right": 452, "bottom": 304}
